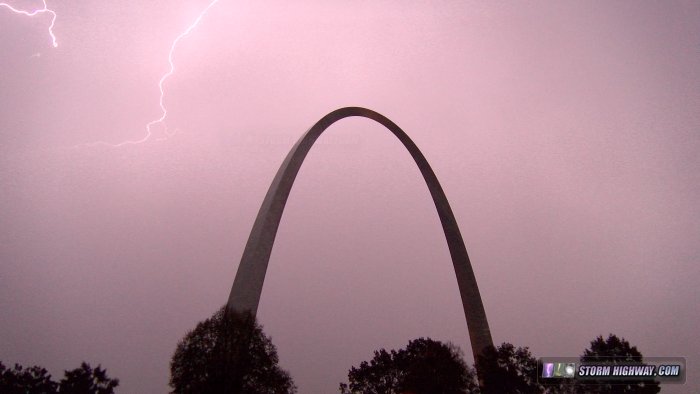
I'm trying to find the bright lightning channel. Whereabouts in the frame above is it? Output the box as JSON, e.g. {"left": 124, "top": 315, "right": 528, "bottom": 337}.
{"left": 4, "top": 0, "right": 221, "bottom": 148}
{"left": 0, "top": 0, "right": 58, "bottom": 47}
{"left": 82, "top": 0, "right": 221, "bottom": 148}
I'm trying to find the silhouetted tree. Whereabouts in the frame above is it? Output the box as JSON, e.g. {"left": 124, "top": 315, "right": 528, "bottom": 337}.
{"left": 0, "top": 361, "right": 118, "bottom": 394}
{"left": 477, "top": 343, "right": 543, "bottom": 394}
{"left": 0, "top": 362, "right": 58, "bottom": 394}
{"left": 574, "top": 334, "right": 660, "bottom": 394}
{"left": 58, "top": 362, "right": 119, "bottom": 394}
{"left": 339, "top": 337, "right": 479, "bottom": 394}
{"left": 169, "top": 306, "right": 296, "bottom": 394}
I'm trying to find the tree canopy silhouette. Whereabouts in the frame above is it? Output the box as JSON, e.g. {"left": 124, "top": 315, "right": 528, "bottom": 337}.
{"left": 339, "top": 334, "right": 662, "bottom": 394}
{"left": 0, "top": 361, "right": 118, "bottom": 394}
{"left": 59, "top": 363, "right": 119, "bottom": 394}
{"left": 476, "top": 343, "right": 543, "bottom": 394}
{"left": 339, "top": 337, "right": 480, "bottom": 394}
{"left": 169, "top": 306, "right": 296, "bottom": 394}
{"left": 0, "top": 362, "right": 57, "bottom": 394}
{"left": 573, "top": 334, "right": 660, "bottom": 394}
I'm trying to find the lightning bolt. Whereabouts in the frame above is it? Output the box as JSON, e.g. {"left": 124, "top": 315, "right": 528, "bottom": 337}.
{"left": 4, "top": 0, "right": 222, "bottom": 148}
{"left": 80, "top": 0, "right": 221, "bottom": 148}
{"left": 0, "top": 0, "right": 58, "bottom": 47}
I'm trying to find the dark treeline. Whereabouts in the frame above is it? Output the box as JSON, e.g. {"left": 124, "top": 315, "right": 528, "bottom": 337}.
{"left": 3, "top": 308, "right": 662, "bottom": 394}
{"left": 0, "top": 361, "right": 118, "bottom": 394}
{"left": 339, "top": 334, "right": 661, "bottom": 394}
{"left": 170, "top": 307, "right": 661, "bottom": 394}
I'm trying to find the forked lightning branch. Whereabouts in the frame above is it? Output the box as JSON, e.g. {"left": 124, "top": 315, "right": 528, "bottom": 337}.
{"left": 1, "top": 0, "right": 220, "bottom": 147}
{"left": 0, "top": 0, "right": 57, "bottom": 47}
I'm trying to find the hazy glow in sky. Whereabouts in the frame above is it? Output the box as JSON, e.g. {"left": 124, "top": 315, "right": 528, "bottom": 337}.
{"left": 1, "top": 1, "right": 699, "bottom": 393}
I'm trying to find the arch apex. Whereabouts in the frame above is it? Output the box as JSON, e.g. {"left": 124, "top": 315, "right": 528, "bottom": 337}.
{"left": 227, "top": 107, "right": 493, "bottom": 359}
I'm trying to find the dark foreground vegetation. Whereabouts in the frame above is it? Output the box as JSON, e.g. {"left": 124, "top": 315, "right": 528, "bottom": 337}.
{"left": 3, "top": 309, "right": 661, "bottom": 394}
{"left": 169, "top": 307, "right": 296, "bottom": 394}
{"left": 0, "top": 361, "right": 118, "bottom": 394}
{"left": 340, "top": 334, "right": 661, "bottom": 394}
{"left": 170, "top": 306, "right": 660, "bottom": 394}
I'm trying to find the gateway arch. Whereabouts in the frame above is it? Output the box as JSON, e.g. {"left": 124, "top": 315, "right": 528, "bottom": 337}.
{"left": 227, "top": 107, "right": 493, "bottom": 358}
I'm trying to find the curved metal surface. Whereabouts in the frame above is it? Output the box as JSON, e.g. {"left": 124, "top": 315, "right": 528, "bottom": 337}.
{"left": 227, "top": 107, "right": 493, "bottom": 357}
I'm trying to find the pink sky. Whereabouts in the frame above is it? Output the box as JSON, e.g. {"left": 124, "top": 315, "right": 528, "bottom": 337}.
{"left": 1, "top": 1, "right": 699, "bottom": 392}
